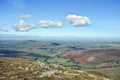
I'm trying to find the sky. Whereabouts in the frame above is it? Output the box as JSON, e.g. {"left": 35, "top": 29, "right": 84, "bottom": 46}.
{"left": 0, "top": 0, "right": 120, "bottom": 39}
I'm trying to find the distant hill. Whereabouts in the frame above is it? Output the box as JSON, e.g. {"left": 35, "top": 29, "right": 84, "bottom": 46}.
{"left": 0, "top": 58, "right": 111, "bottom": 80}
{"left": 66, "top": 49, "right": 120, "bottom": 63}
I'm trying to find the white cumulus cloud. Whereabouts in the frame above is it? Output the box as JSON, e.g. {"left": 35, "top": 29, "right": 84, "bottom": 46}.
{"left": 20, "top": 14, "right": 32, "bottom": 19}
{"left": 39, "top": 20, "right": 62, "bottom": 28}
{"left": 66, "top": 14, "right": 91, "bottom": 26}
{"left": 13, "top": 20, "right": 36, "bottom": 32}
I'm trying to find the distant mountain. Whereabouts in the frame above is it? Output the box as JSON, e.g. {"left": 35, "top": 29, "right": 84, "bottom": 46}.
{"left": 0, "top": 58, "right": 111, "bottom": 80}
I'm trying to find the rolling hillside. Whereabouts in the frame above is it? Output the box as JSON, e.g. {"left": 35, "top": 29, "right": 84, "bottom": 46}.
{"left": 0, "top": 58, "right": 111, "bottom": 80}
{"left": 66, "top": 49, "right": 120, "bottom": 63}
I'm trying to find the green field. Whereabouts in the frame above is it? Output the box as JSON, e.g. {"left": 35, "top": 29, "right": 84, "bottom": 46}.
{"left": 0, "top": 40, "right": 120, "bottom": 80}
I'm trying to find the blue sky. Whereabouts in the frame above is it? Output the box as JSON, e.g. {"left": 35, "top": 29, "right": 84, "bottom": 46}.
{"left": 0, "top": 0, "right": 120, "bottom": 39}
